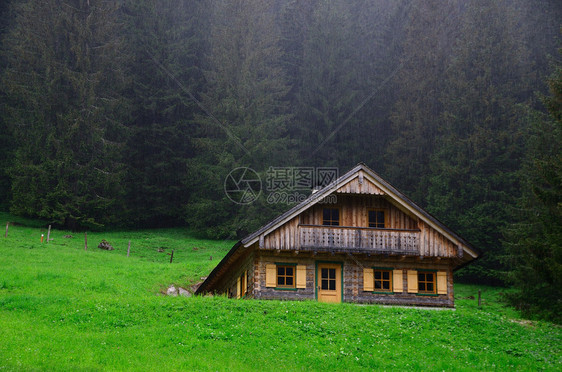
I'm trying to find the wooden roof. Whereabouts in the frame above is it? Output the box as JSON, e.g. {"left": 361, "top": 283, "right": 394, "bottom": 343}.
{"left": 196, "top": 163, "right": 480, "bottom": 294}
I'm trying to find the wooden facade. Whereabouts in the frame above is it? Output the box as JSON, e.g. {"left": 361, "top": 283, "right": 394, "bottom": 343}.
{"left": 196, "top": 164, "right": 479, "bottom": 308}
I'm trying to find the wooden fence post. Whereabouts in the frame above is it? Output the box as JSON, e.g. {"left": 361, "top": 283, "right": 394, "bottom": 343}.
{"left": 84, "top": 232, "right": 88, "bottom": 251}
{"left": 4, "top": 222, "right": 8, "bottom": 238}
{"left": 169, "top": 249, "right": 174, "bottom": 263}
{"left": 46, "top": 225, "right": 51, "bottom": 243}
{"left": 127, "top": 240, "right": 131, "bottom": 257}
{"left": 478, "top": 289, "right": 481, "bottom": 307}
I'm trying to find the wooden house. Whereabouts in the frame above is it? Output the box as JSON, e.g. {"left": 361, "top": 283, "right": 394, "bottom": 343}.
{"left": 195, "top": 163, "right": 479, "bottom": 307}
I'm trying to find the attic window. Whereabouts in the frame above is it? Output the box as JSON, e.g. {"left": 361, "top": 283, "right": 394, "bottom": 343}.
{"left": 322, "top": 208, "right": 340, "bottom": 226}
{"left": 368, "top": 209, "right": 386, "bottom": 228}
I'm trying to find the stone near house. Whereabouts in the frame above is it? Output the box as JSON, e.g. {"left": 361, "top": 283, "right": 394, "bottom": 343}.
{"left": 178, "top": 287, "right": 191, "bottom": 297}
{"left": 166, "top": 285, "right": 178, "bottom": 296}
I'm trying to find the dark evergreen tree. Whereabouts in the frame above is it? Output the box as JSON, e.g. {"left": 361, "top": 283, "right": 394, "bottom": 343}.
{"left": 385, "top": 0, "right": 462, "bottom": 204}
{"left": 186, "top": 0, "right": 293, "bottom": 238}
{"left": 290, "top": 0, "right": 363, "bottom": 167}
{"left": 120, "top": 0, "right": 203, "bottom": 227}
{"left": 426, "top": 0, "right": 533, "bottom": 284}
{"left": 343, "top": 0, "right": 409, "bottom": 172}
{"left": 278, "top": 0, "right": 318, "bottom": 106}
{"left": 504, "top": 52, "right": 562, "bottom": 323}
{"left": 0, "top": 0, "right": 14, "bottom": 210}
{"left": 296, "top": 0, "right": 408, "bottom": 170}
{"left": 1, "top": 0, "right": 129, "bottom": 229}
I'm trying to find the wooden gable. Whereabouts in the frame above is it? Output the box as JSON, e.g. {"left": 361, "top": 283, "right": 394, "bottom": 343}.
{"left": 336, "top": 171, "right": 385, "bottom": 195}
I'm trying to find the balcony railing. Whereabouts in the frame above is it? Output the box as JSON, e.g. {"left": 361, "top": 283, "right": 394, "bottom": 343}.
{"left": 299, "top": 225, "right": 419, "bottom": 254}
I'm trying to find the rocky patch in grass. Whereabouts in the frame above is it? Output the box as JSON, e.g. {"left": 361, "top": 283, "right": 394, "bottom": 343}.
{"left": 164, "top": 285, "right": 192, "bottom": 297}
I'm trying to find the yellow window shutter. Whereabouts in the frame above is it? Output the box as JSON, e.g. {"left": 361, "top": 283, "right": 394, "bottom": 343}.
{"left": 437, "top": 271, "right": 448, "bottom": 295}
{"left": 236, "top": 276, "right": 241, "bottom": 299}
{"left": 407, "top": 270, "right": 418, "bottom": 293}
{"left": 265, "top": 264, "right": 276, "bottom": 287}
{"left": 363, "top": 268, "right": 374, "bottom": 292}
{"left": 296, "top": 265, "right": 306, "bottom": 289}
{"left": 393, "top": 269, "right": 403, "bottom": 293}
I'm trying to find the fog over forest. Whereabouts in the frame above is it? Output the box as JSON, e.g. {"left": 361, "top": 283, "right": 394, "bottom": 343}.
{"left": 0, "top": 0, "right": 561, "bottom": 314}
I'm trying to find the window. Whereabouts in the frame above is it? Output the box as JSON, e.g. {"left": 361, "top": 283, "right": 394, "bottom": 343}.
{"left": 364, "top": 268, "right": 402, "bottom": 293}
{"left": 418, "top": 271, "right": 436, "bottom": 294}
{"left": 323, "top": 208, "right": 340, "bottom": 226}
{"left": 266, "top": 264, "right": 306, "bottom": 289}
{"left": 320, "top": 267, "right": 337, "bottom": 290}
{"left": 368, "top": 209, "right": 385, "bottom": 228}
{"left": 374, "top": 269, "right": 392, "bottom": 292}
{"left": 277, "top": 265, "right": 295, "bottom": 288}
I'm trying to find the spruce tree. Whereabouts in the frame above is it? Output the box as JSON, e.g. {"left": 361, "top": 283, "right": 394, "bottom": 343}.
{"left": 120, "top": 0, "right": 203, "bottom": 227}
{"left": 426, "top": 0, "right": 533, "bottom": 284}
{"left": 0, "top": 0, "right": 14, "bottom": 209}
{"left": 385, "top": 0, "right": 461, "bottom": 203}
{"left": 186, "top": 0, "right": 292, "bottom": 238}
{"left": 505, "top": 52, "right": 562, "bottom": 322}
{"left": 291, "top": 0, "right": 363, "bottom": 167}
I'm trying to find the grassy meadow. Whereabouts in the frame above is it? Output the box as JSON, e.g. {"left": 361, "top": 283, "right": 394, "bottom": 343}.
{"left": 0, "top": 213, "right": 560, "bottom": 371}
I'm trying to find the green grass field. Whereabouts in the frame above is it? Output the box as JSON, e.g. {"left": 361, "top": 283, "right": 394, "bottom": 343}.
{"left": 0, "top": 213, "right": 560, "bottom": 371}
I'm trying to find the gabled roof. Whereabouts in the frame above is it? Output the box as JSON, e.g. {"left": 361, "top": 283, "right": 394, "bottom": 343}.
{"left": 196, "top": 163, "right": 480, "bottom": 294}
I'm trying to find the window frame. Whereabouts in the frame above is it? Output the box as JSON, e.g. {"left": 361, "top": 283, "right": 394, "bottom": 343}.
{"left": 276, "top": 263, "right": 296, "bottom": 289}
{"left": 367, "top": 208, "right": 387, "bottom": 228}
{"left": 320, "top": 266, "right": 337, "bottom": 291}
{"left": 322, "top": 207, "right": 341, "bottom": 226}
{"left": 372, "top": 267, "right": 393, "bottom": 293}
{"left": 417, "top": 270, "right": 436, "bottom": 295}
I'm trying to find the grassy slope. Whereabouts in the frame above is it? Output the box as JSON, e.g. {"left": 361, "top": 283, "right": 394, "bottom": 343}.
{"left": 0, "top": 213, "right": 560, "bottom": 371}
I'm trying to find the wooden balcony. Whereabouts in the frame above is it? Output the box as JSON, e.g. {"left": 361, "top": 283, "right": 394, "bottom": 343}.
{"left": 299, "top": 225, "right": 419, "bottom": 255}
